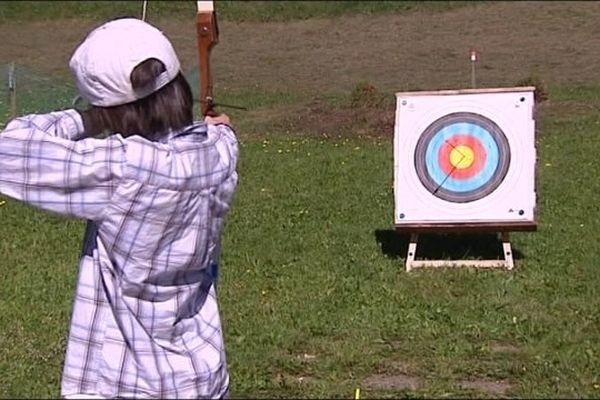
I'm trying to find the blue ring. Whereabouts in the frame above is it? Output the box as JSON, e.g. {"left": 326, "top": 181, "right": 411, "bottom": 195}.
{"left": 424, "top": 122, "right": 499, "bottom": 192}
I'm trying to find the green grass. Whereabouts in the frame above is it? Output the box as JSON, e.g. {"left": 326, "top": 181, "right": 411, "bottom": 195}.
{"left": 0, "top": 1, "right": 473, "bottom": 23}
{"left": 217, "top": 115, "right": 600, "bottom": 397}
{"left": 0, "top": 208, "right": 81, "bottom": 398}
{"left": 1, "top": 84, "right": 600, "bottom": 397}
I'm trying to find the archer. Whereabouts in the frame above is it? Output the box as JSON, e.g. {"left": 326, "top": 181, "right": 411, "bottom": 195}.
{"left": 0, "top": 17, "right": 237, "bottom": 399}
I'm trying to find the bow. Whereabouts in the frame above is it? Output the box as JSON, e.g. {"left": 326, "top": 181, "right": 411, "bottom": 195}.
{"left": 196, "top": 1, "right": 219, "bottom": 117}
{"left": 196, "top": 1, "right": 246, "bottom": 117}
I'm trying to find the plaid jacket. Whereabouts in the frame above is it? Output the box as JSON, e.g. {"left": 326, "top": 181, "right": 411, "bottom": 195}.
{"left": 0, "top": 110, "right": 238, "bottom": 398}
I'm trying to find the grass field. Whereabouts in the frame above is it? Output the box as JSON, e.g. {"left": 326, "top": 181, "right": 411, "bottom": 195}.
{"left": 1, "top": 1, "right": 600, "bottom": 399}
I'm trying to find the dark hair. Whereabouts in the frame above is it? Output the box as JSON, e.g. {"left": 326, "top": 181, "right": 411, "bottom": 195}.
{"left": 80, "top": 58, "right": 194, "bottom": 141}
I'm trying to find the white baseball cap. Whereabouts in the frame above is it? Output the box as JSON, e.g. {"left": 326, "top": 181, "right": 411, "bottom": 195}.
{"left": 69, "top": 18, "right": 181, "bottom": 107}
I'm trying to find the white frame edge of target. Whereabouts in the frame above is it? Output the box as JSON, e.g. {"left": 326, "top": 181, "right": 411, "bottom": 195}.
{"left": 393, "top": 86, "right": 538, "bottom": 231}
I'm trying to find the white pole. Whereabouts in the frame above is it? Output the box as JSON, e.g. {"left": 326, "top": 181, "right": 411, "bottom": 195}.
{"left": 470, "top": 49, "right": 477, "bottom": 89}
{"left": 8, "top": 62, "right": 16, "bottom": 119}
{"left": 141, "top": 0, "right": 148, "bottom": 21}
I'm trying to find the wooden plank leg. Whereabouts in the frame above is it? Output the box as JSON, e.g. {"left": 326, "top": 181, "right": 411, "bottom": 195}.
{"left": 406, "top": 233, "right": 418, "bottom": 272}
{"left": 405, "top": 232, "right": 516, "bottom": 271}
{"left": 501, "top": 232, "right": 514, "bottom": 270}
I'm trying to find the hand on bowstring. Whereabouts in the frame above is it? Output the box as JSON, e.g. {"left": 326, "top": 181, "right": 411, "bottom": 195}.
{"left": 204, "top": 112, "right": 231, "bottom": 127}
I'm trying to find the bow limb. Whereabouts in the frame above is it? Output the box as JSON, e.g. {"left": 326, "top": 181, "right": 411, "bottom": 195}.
{"left": 196, "top": 1, "right": 219, "bottom": 117}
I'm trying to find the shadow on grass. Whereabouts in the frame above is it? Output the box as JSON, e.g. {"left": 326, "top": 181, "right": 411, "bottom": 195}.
{"left": 374, "top": 229, "right": 524, "bottom": 261}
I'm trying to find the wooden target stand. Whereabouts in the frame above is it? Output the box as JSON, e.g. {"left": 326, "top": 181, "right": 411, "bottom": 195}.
{"left": 396, "top": 222, "right": 537, "bottom": 272}
{"left": 392, "top": 87, "right": 538, "bottom": 272}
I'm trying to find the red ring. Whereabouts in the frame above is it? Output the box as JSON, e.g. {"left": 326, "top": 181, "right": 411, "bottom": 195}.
{"left": 438, "top": 134, "right": 487, "bottom": 179}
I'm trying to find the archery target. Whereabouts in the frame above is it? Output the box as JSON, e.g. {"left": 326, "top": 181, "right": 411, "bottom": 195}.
{"left": 393, "top": 88, "right": 536, "bottom": 225}
{"left": 415, "top": 112, "right": 511, "bottom": 203}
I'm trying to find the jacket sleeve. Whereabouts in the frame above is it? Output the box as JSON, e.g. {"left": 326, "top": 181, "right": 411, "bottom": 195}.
{"left": 3, "top": 109, "right": 88, "bottom": 140}
{"left": 0, "top": 110, "right": 126, "bottom": 220}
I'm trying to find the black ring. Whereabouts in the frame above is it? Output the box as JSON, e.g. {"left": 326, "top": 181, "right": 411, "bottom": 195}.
{"left": 414, "top": 112, "right": 511, "bottom": 203}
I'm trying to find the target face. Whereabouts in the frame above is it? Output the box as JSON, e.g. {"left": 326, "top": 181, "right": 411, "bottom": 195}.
{"left": 393, "top": 87, "right": 536, "bottom": 226}
{"left": 414, "top": 112, "right": 511, "bottom": 203}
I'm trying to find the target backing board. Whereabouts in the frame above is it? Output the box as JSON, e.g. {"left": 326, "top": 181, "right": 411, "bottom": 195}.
{"left": 393, "top": 87, "right": 537, "bottom": 230}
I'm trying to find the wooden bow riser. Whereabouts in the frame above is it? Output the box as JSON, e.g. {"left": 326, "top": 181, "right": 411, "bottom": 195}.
{"left": 196, "top": 11, "right": 218, "bottom": 116}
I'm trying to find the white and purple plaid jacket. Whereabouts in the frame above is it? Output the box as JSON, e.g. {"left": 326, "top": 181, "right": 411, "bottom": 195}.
{"left": 0, "top": 110, "right": 238, "bottom": 398}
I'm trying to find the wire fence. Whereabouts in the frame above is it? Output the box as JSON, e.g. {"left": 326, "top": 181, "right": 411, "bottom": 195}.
{"left": 1, "top": 62, "right": 78, "bottom": 127}
{"left": 0, "top": 62, "right": 208, "bottom": 128}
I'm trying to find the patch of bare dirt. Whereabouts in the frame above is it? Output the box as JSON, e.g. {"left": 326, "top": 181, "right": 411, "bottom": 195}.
{"left": 363, "top": 373, "right": 423, "bottom": 391}
{"left": 489, "top": 341, "right": 521, "bottom": 354}
{"left": 2, "top": 2, "right": 600, "bottom": 136}
{"left": 267, "top": 82, "right": 396, "bottom": 138}
{"left": 2, "top": 2, "right": 600, "bottom": 92}
{"left": 363, "top": 349, "right": 424, "bottom": 391}
{"left": 273, "top": 102, "right": 395, "bottom": 138}
{"left": 272, "top": 372, "right": 317, "bottom": 387}
{"left": 537, "top": 99, "right": 600, "bottom": 121}
{"left": 460, "top": 378, "right": 514, "bottom": 396}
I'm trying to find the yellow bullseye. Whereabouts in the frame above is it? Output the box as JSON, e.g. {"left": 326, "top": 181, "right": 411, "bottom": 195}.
{"left": 450, "top": 145, "right": 475, "bottom": 169}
